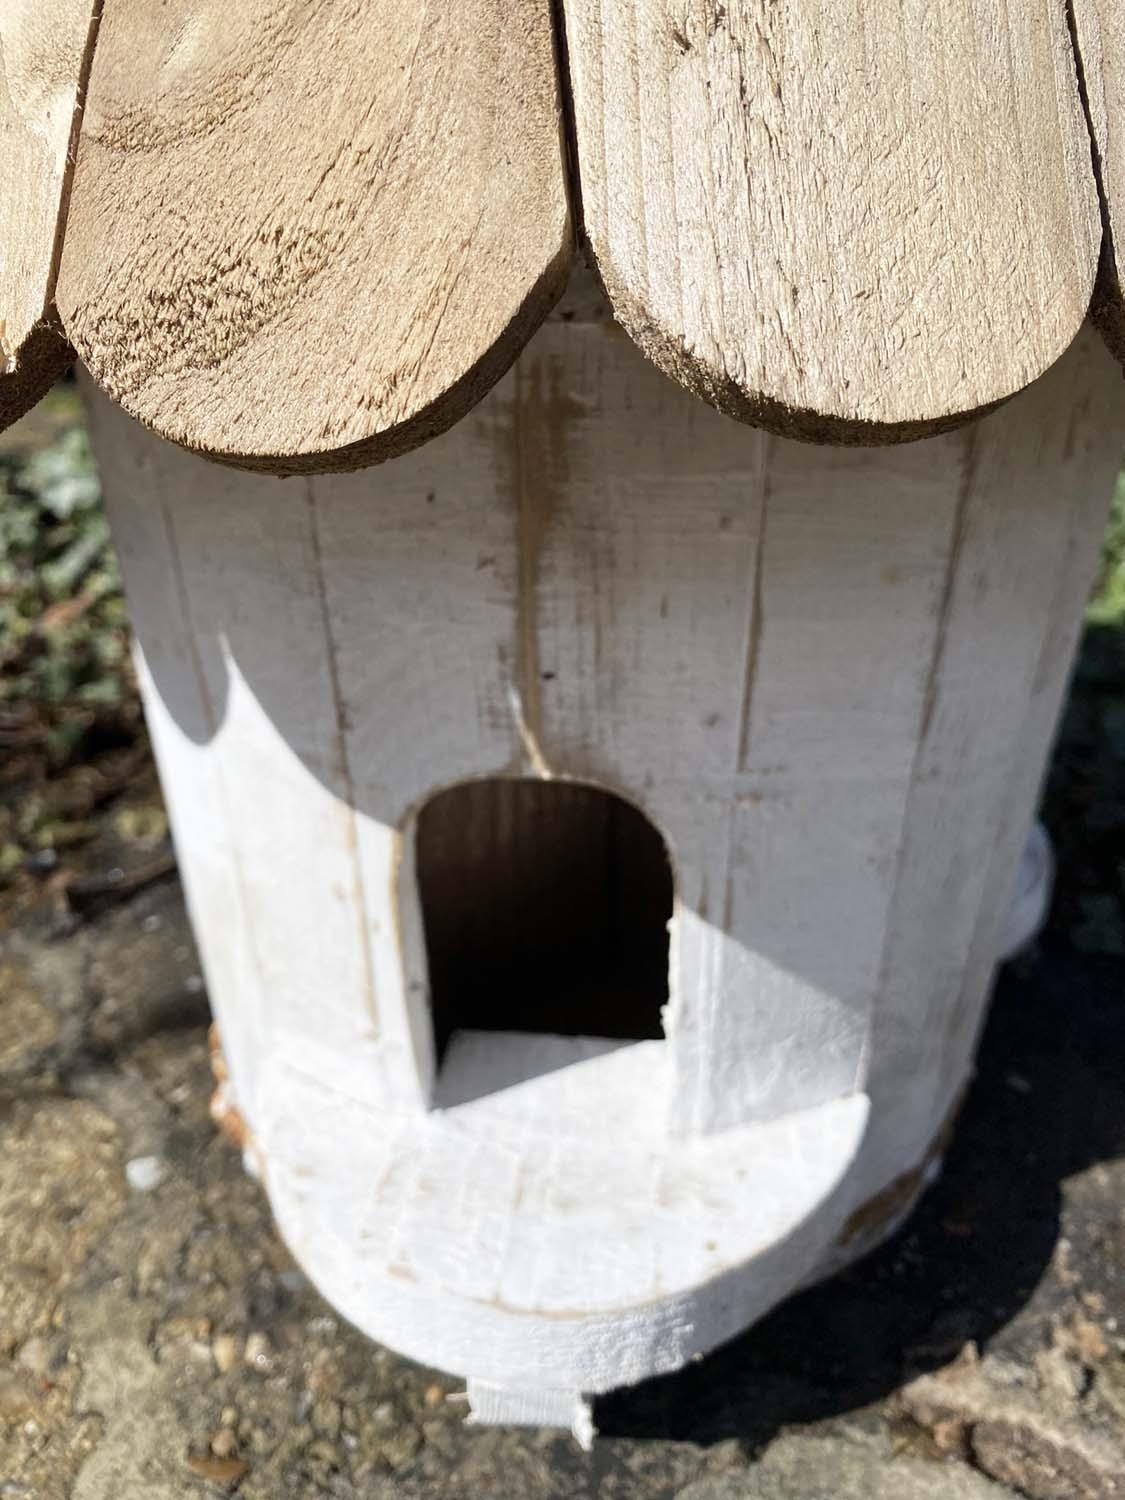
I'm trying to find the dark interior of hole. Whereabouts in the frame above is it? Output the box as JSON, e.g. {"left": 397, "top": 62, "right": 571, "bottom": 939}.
{"left": 416, "top": 779, "right": 673, "bottom": 1063}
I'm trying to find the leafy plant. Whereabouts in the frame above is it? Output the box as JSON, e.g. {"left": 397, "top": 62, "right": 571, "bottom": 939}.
{"left": 1088, "top": 472, "right": 1125, "bottom": 629}
{"left": 0, "top": 387, "right": 149, "bottom": 895}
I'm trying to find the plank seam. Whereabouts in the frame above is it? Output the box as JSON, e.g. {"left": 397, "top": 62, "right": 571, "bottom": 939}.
{"left": 548, "top": 0, "right": 587, "bottom": 247}
{"left": 304, "top": 480, "right": 381, "bottom": 1035}
{"left": 46, "top": 0, "right": 104, "bottom": 321}
{"left": 1067, "top": 0, "right": 1125, "bottom": 362}
{"left": 158, "top": 498, "right": 273, "bottom": 1064}
{"left": 861, "top": 428, "right": 977, "bottom": 1094}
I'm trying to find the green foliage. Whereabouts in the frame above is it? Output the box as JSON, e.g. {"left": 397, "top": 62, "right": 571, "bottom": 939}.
{"left": 0, "top": 388, "right": 147, "bottom": 891}
{"left": 1088, "top": 471, "right": 1125, "bottom": 628}
{"left": 0, "top": 396, "right": 126, "bottom": 734}
{"left": 1041, "top": 473, "right": 1125, "bottom": 958}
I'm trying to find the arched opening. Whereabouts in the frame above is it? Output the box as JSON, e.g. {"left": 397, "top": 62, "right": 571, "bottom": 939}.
{"left": 415, "top": 778, "right": 674, "bottom": 1086}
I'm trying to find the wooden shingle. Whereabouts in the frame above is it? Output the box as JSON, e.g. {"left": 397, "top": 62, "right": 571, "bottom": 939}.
{"left": 56, "top": 0, "right": 573, "bottom": 472}
{"left": 561, "top": 0, "right": 1102, "bottom": 440}
{"left": 1073, "top": 0, "right": 1125, "bottom": 363}
{"left": 0, "top": 0, "right": 99, "bottom": 427}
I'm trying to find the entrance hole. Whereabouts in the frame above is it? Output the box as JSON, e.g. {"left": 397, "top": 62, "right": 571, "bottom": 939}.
{"left": 415, "top": 778, "right": 674, "bottom": 1066}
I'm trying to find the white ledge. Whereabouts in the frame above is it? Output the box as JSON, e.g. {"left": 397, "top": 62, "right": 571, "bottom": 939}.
{"left": 257, "top": 1031, "right": 869, "bottom": 1395}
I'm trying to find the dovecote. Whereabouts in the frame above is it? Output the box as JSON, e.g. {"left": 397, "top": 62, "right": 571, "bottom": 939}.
{"left": 5, "top": 0, "right": 1125, "bottom": 1439}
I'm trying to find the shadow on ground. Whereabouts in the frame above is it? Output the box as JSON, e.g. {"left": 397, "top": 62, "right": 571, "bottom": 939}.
{"left": 598, "top": 941, "right": 1125, "bottom": 1446}
{"left": 599, "top": 621, "right": 1125, "bottom": 1449}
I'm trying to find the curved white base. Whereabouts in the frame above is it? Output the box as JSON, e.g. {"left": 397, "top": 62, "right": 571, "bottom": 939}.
{"left": 257, "top": 1031, "right": 868, "bottom": 1395}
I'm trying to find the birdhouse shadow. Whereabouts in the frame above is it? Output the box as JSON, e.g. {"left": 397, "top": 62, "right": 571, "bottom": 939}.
{"left": 594, "top": 938, "right": 1125, "bottom": 1445}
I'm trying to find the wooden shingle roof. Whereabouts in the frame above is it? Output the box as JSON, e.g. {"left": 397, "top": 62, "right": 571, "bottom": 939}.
{"left": 2, "top": 0, "right": 1123, "bottom": 470}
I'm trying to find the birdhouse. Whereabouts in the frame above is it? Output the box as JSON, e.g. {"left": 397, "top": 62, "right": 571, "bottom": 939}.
{"left": 4, "top": 0, "right": 1125, "bottom": 1443}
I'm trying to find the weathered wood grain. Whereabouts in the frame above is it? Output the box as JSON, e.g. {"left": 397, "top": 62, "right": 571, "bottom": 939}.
{"left": 0, "top": 0, "right": 98, "bottom": 428}
{"left": 1072, "top": 0, "right": 1125, "bottom": 364}
{"left": 60, "top": 0, "right": 572, "bottom": 473}
{"left": 560, "top": 0, "right": 1101, "bottom": 441}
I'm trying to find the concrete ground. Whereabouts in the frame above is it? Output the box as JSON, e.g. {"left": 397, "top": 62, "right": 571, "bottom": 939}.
{"left": 1, "top": 850, "right": 1125, "bottom": 1499}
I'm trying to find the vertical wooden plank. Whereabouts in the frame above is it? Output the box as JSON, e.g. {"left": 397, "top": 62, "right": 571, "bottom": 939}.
{"left": 934, "top": 332, "right": 1125, "bottom": 1122}
{"left": 511, "top": 315, "right": 769, "bottom": 1133}
{"left": 712, "top": 440, "right": 964, "bottom": 1128}
{"left": 165, "top": 478, "right": 409, "bottom": 1099}
{"left": 82, "top": 379, "right": 266, "bottom": 1121}
{"left": 83, "top": 385, "right": 405, "bottom": 1120}
{"left": 0, "top": 0, "right": 98, "bottom": 426}
{"left": 521, "top": 309, "right": 967, "bottom": 1132}
{"left": 303, "top": 382, "right": 526, "bottom": 1091}
{"left": 855, "top": 329, "right": 1125, "bottom": 1205}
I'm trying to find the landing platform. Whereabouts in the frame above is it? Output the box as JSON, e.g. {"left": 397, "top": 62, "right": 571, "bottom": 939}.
{"left": 259, "top": 1030, "right": 869, "bottom": 1396}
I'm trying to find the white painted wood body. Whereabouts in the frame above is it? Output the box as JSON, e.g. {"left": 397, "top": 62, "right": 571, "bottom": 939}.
{"left": 84, "top": 302, "right": 1124, "bottom": 1408}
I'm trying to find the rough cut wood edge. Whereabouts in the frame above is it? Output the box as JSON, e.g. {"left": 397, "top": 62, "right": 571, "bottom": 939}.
{"left": 1072, "top": 0, "right": 1125, "bottom": 366}
{"left": 0, "top": 0, "right": 100, "bottom": 429}
{"left": 57, "top": 0, "right": 573, "bottom": 475}
{"left": 0, "top": 317, "right": 69, "bottom": 431}
{"left": 560, "top": 0, "right": 1101, "bottom": 444}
